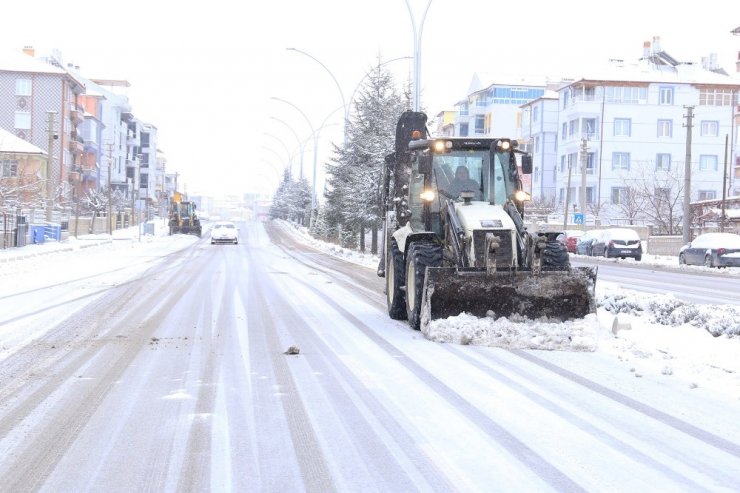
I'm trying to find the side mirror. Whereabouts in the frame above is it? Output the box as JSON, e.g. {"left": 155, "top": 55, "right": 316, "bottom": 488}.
{"left": 520, "top": 155, "right": 533, "bottom": 175}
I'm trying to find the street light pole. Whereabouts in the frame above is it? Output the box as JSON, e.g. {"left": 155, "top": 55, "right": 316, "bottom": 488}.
{"left": 403, "top": 0, "right": 433, "bottom": 111}
{"left": 271, "top": 97, "right": 318, "bottom": 213}
{"left": 269, "top": 116, "right": 305, "bottom": 179}
{"left": 286, "top": 47, "right": 347, "bottom": 139}
{"left": 263, "top": 133, "right": 294, "bottom": 178}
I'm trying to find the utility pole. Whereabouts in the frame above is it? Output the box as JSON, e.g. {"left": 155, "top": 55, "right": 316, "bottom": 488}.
{"left": 563, "top": 161, "right": 572, "bottom": 231}
{"left": 106, "top": 142, "right": 114, "bottom": 234}
{"left": 580, "top": 138, "right": 589, "bottom": 230}
{"left": 721, "top": 134, "right": 729, "bottom": 232}
{"left": 682, "top": 106, "right": 694, "bottom": 244}
{"left": 46, "top": 111, "right": 57, "bottom": 222}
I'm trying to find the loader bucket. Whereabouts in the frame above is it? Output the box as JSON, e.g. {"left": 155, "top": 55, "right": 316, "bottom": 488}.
{"left": 421, "top": 266, "right": 596, "bottom": 326}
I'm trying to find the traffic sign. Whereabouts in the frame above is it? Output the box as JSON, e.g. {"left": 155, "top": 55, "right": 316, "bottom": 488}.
{"left": 573, "top": 213, "right": 584, "bottom": 224}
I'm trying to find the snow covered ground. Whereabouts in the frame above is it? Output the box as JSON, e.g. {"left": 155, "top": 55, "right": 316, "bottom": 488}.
{"left": 2, "top": 219, "right": 739, "bottom": 403}
{"left": 275, "top": 220, "right": 740, "bottom": 402}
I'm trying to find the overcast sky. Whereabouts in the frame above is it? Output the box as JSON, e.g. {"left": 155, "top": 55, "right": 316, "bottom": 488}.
{"left": 1, "top": 0, "right": 738, "bottom": 197}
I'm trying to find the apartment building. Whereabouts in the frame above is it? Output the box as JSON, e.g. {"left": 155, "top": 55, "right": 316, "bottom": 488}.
{"left": 0, "top": 47, "right": 86, "bottom": 206}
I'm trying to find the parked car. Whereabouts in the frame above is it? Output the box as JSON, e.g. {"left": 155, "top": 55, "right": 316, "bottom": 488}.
{"left": 575, "top": 229, "right": 603, "bottom": 256}
{"left": 591, "top": 228, "right": 642, "bottom": 260}
{"left": 560, "top": 230, "right": 584, "bottom": 253}
{"left": 210, "top": 221, "right": 239, "bottom": 245}
{"left": 678, "top": 232, "right": 740, "bottom": 268}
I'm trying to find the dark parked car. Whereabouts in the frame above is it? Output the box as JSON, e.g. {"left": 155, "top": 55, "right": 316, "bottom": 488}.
{"left": 591, "top": 228, "right": 642, "bottom": 260}
{"left": 678, "top": 232, "right": 740, "bottom": 268}
{"left": 575, "top": 229, "right": 603, "bottom": 256}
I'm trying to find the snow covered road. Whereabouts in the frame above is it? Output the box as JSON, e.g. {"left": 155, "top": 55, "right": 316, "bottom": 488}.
{"left": 0, "top": 220, "right": 738, "bottom": 492}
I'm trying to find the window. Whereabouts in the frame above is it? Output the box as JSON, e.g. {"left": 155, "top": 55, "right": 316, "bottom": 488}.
{"left": 474, "top": 115, "right": 485, "bottom": 134}
{"left": 699, "top": 155, "right": 718, "bottom": 171}
{"left": 562, "top": 89, "right": 570, "bottom": 108}
{"left": 701, "top": 121, "right": 719, "bottom": 137}
{"left": 14, "top": 111, "right": 31, "bottom": 130}
{"left": 611, "top": 187, "right": 629, "bottom": 205}
{"left": 15, "top": 79, "right": 31, "bottom": 96}
{"left": 658, "top": 87, "right": 674, "bottom": 105}
{"left": 699, "top": 88, "right": 733, "bottom": 106}
{"left": 568, "top": 119, "right": 578, "bottom": 137}
{"left": 656, "top": 154, "right": 671, "bottom": 171}
{"left": 534, "top": 135, "right": 540, "bottom": 153}
{"left": 698, "top": 190, "right": 717, "bottom": 200}
{"left": 459, "top": 123, "right": 468, "bottom": 137}
{"left": 612, "top": 152, "right": 630, "bottom": 170}
{"left": 583, "top": 118, "right": 597, "bottom": 137}
{"left": 534, "top": 167, "right": 540, "bottom": 183}
{"left": 655, "top": 188, "right": 670, "bottom": 201}
{"left": 561, "top": 122, "right": 567, "bottom": 140}
{"left": 657, "top": 119, "right": 672, "bottom": 137}
{"left": 560, "top": 155, "right": 566, "bottom": 172}
{"left": 605, "top": 86, "right": 647, "bottom": 104}
{"left": 586, "top": 187, "right": 594, "bottom": 204}
{"left": 1, "top": 159, "right": 18, "bottom": 177}
{"left": 568, "top": 152, "right": 578, "bottom": 172}
{"left": 614, "top": 118, "right": 631, "bottom": 137}
{"left": 459, "top": 103, "right": 469, "bottom": 116}
{"left": 586, "top": 152, "right": 596, "bottom": 174}
{"left": 533, "top": 106, "right": 539, "bottom": 123}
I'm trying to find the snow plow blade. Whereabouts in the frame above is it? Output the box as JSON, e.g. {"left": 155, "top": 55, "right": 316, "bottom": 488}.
{"left": 421, "top": 267, "right": 596, "bottom": 324}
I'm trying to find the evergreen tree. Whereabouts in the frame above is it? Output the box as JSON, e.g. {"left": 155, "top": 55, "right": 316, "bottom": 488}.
{"left": 324, "top": 60, "right": 409, "bottom": 253}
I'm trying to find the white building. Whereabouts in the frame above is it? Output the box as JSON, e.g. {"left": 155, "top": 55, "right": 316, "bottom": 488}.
{"left": 518, "top": 39, "right": 740, "bottom": 231}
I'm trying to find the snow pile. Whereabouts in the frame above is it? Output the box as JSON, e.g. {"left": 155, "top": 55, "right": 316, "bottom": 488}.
{"left": 423, "top": 312, "right": 603, "bottom": 351}
{"left": 598, "top": 285, "right": 740, "bottom": 338}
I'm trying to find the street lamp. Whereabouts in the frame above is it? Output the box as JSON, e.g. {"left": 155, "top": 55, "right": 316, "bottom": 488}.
{"left": 271, "top": 97, "right": 319, "bottom": 211}
{"left": 404, "top": 0, "right": 433, "bottom": 111}
{"left": 263, "top": 133, "right": 293, "bottom": 178}
{"left": 286, "top": 47, "right": 347, "bottom": 139}
{"left": 268, "top": 116, "right": 305, "bottom": 179}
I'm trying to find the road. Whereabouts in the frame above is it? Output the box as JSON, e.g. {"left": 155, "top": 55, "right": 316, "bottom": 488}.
{"left": 0, "top": 221, "right": 738, "bottom": 492}
{"left": 572, "top": 256, "right": 740, "bottom": 306}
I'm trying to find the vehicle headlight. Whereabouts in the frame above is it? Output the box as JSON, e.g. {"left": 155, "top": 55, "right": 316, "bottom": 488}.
{"left": 514, "top": 190, "right": 530, "bottom": 202}
{"left": 420, "top": 190, "right": 435, "bottom": 202}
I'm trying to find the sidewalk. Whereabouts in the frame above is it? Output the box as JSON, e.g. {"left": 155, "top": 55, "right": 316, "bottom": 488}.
{"left": 0, "top": 220, "right": 170, "bottom": 263}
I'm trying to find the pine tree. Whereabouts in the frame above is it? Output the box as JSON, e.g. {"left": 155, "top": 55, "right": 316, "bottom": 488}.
{"left": 324, "top": 60, "right": 409, "bottom": 253}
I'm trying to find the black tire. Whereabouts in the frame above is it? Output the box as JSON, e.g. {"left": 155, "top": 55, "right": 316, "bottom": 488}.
{"left": 635, "top": 255, "right": 642, "bottom": 261}
{"left": 386, "top": 238, "right": 407, "bottom": 320}
{"left": 541, "top": 240, "right": 570, "bottom": 270}
{"left": 679, "top": 253, "right": 686, "bottom": 265}
{"left": 704, "top": 255, "right": 714, "bottom": 268}
{"left": 405, "top": 242, "right": 443, "bottom": 330}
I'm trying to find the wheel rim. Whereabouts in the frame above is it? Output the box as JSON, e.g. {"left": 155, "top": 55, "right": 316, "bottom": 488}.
{"left": 406, "top": 259, "right": 416, "bottom": 312}
{"left": 387, "top": 254, "right": 395, "bottom": 305}
{"left": 679, "top": 254, "right": 684, "bottom": 265}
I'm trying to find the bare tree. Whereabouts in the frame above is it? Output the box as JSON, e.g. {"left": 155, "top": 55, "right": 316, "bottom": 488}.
{"left": 616, "top": 160, "right": 685, "bottom": 234}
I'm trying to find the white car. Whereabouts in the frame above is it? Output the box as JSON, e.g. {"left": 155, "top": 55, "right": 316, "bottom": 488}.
{"left": 210, "top": 221, "right": 239, "bottom": 245}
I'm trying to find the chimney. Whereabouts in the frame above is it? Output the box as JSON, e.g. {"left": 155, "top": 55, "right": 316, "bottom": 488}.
{"left": 643, "top": 41, "right": 651, "bottom": 59}
{"left": 22, "top": 45, "right": 35, "bottom": 57}
{"left": 709, "top": 53, "right": 717, "bottom": 70}
{"left": 652, "top": 36, "right": 661, "bottom": 53}
{"left": 737, "top": 51, "right": 740, "bottom": 73}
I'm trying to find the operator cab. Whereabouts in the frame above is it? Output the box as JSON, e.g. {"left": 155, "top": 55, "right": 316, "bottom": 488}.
{"left": 406, "top": 138, "right": 524, "bottom": 235}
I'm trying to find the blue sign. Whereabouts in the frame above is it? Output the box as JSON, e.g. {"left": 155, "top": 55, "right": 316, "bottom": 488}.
{"left": 573, "top": 213, "right": 584, "bottom": 224}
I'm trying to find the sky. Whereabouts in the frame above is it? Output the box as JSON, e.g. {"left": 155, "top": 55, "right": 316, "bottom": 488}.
{"left": 1, "top": 217, "right": 739, "bottom": 405}
{"left": 1, "top": 1, "right": 738, "bottom": 197}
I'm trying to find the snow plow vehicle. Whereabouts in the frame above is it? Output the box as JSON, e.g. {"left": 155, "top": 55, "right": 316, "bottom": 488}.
{"left": 378, "top": 111, "right": 596, "bottom": 330}
{"left": 168, "top": 191, "right": 202, "bottom": 237}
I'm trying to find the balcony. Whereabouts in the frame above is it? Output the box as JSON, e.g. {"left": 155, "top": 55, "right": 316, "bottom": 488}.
{"left": 69, "top": 137, "right": 84, "bottom": 154}
{"left": 70, "top": 106, "right": 84, "bottom": 125}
